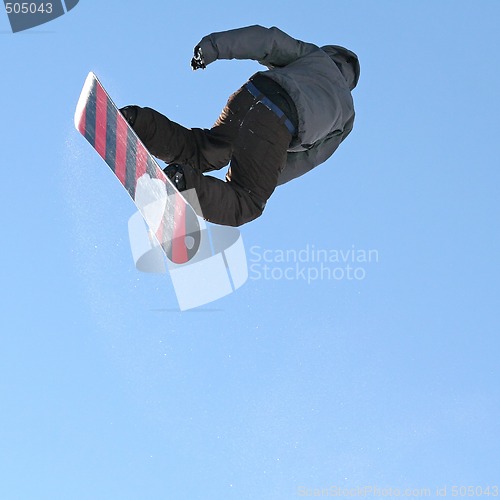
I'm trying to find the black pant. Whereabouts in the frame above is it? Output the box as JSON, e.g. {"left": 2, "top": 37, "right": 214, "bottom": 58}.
{"left": 133, "top": 85, "right": 292, "bottom": 226}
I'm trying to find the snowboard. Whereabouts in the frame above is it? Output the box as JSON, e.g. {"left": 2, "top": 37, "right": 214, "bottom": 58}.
{"left": 74, "top": 72, "right": 201, "bottom": 264}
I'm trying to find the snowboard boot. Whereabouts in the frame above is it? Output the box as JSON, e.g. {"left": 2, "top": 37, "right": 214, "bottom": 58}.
{"left": 163, "top": 163, "right": 187, "bottom": 192}
{"left": 120, "top": 105, "right": 139, "bottom": 127}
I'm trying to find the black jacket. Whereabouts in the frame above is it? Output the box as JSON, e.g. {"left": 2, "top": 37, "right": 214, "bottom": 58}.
{"left": 197, "top": 25, "right": 360, "bottom": 184}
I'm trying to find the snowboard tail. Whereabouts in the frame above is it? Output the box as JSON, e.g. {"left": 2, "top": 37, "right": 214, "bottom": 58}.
{"left": 74, "top": 72, "right": 201, "bottom": 264}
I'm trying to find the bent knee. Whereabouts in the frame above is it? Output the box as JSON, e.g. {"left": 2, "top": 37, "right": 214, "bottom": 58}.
{"left": 231, "top": 198, "right": 266, "bottom": 227}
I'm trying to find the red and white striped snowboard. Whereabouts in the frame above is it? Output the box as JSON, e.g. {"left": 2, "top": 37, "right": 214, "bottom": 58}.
{"left": 74, "top": 72, "right": 201, "bottom": 264}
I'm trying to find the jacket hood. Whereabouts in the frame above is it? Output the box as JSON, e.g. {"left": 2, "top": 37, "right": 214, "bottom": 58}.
{"left": 321, "top": 45, "right": 360, "bottom": 91}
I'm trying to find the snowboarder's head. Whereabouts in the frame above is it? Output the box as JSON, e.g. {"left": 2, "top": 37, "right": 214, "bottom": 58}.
{"left": 321, "top": 45, "right": 360, "bottom": 91}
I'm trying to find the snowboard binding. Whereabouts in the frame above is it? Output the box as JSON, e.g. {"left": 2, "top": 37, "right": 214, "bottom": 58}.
{"left": 163, "top": 163, "right": 187, "bottom": 192}
{"left": 120, "top": 105, "right": 139, "bottom": 127}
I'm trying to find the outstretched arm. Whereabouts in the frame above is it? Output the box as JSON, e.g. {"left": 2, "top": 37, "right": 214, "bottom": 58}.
{"left": 194, "top": 25, "right": 317, "bottom": 69}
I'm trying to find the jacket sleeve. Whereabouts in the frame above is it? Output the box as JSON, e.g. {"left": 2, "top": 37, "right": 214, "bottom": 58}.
{"left": 277, "top": 134, "right": 344, "bottom": 186}
{"left": 197, "top": 25, "right": 317, "bottom": 68}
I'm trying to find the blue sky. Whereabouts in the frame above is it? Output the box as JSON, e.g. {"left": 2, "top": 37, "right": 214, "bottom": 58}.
{"left": 1, "top": 1, "right": 499, "bottom": 499}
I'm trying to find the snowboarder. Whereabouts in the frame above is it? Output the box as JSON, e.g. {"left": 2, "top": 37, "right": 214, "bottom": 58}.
{"left": 120, "top": 25, "right": 360, "bottom": 227}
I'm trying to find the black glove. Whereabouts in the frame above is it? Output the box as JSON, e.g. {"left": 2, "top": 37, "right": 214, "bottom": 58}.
{"left": 190, "top": 46, "right": 206, "bottom": 70}
{"left": 120, "top": 105, "right": 139, "bottom": 127}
